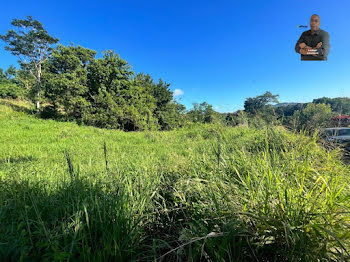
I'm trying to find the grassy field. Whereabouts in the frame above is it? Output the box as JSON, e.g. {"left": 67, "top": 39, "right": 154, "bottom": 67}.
{"left": 0, "top": 99, "right": 349, "bottom": 261}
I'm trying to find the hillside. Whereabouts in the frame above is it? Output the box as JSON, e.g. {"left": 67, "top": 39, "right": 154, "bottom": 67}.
{"left": 0, "top": 99, "right": 349, "bottom": 261}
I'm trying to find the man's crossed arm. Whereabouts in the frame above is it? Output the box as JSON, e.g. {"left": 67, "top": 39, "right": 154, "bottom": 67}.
{"left": 299, "top": 42, "right": 322, "bottom": 56}
{"left": 295, "top": 31, "right": 330, "bottom": 58}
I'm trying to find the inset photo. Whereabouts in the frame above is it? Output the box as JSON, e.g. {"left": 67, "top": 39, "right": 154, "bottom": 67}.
{"left": 295, "top": 14, "right": 330, "bottom": 61}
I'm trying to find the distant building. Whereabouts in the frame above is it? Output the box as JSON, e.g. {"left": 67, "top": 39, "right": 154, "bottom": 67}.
{"left": 332, "top": 115, "right": 350, "bottom": 125}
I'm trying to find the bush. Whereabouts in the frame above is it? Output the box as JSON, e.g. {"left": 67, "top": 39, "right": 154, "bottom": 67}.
{"left": 290, "top": 103, "right": 335, "bottom": 132}
{"left": 40, "top": 105, "right": 62, "bottom": 119}
{"left": 0, "top": 81, "right": 27, "bottom": 99}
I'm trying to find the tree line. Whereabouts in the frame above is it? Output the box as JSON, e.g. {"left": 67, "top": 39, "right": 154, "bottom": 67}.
{"left": 1, "top": 16, "right": 349, "bottom": 132}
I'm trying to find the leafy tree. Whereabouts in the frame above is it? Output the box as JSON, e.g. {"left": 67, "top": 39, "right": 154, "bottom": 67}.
{"left": 134, "top": 73, "right": 185, "bottom": 130}
{"left": 203, "top": 103, "right": 216, "bottom": 123}
{"left": 118, "top": 81, "right": 157, "bottom": 131}
{"left": 87, "top": 50, "right": 132, "bottom": 95}
{"left": 14, "top": 68, "right": 35, "bottom": 95}
{"left": 0, "top": 68, "right": 6, "bottom": 82}
{"left": 313, "top": 97, "right": 350, "bottom": 115}
{"left": 275, "top": 103, "right": 304, "bottom": 117}
{"left": 85, "top": 51, "right": 158, "bottom": 131}
{"left": 85, "top": 50, "right": 133, "bottom": 129}
{"left": 4, "top": 65, "right": 17, "bottom": 79}
{"left": 0, "top": 81, "right": 25, "bottom": 99}
{"left": 43, "top": 44, "right": 96, "bottom": 120}
{"left": 82, "top": 88, "right": 124, "bottom": 129}
{"left": 244, "top": 91, "right": 279, "bottom": 114}
{"left": 0, "top": 65, "right": 34, "bottom": 92}
{"left": 153, "top": 80, "right": 177, "bottom": 129}
{"left": 187, "top": 102, "right": 205, "bottom": 123}
{"left": 0, "top": 66, "right": 15, "bottom": 82}
{"left": 155, "top": 101, "right": 186, "bottom": 130}
{"left": 0, "top": 16, "right": 58, "bottom": 112}
{"left": 225, "top": 110, "right": 248, "bottom": 126}
{"left": 225, "top": 113, "right": 235, "bottom": 126}
{"left": 0, "top": 66, "right": 29, "bottom": 99}
{"left": 151, "top": 78, "right": 173, "bottom": 109}
{"left": 187, "top": 102, "right": 220, "bottom": 124}
{"left": 292, "top": 103, "right": 334, "bottom": 132}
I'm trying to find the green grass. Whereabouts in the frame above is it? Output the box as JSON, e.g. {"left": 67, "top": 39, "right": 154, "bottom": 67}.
{"left": 0, "top": 99, "right": 349, "bottom": 261}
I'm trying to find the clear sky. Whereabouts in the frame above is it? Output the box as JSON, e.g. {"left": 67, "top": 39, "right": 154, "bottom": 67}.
{"left": 1, "top": 0, "right": 349, "bottom": 112}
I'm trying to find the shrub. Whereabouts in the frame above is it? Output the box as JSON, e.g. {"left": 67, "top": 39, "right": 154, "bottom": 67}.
{"left": 0, "top": 81, "right": 27, "bottom": 99}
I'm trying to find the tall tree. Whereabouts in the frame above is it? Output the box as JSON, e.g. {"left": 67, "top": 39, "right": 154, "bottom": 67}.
{"left": 85, "top": 51, "right": 158, "bottom": 131}
{"left": 292, "top": 103, "right": 334, "bottom": 132}
{"left": 0, "top": 66, "right": 15, "bottom": 82}
{"left": 0, "top": 68, "right": 5, "bottom": 82}
{"left": 313, "top": 97, "right": 350, "bottom": 115}
{"left": 43, "top": 44, "right": 96, "bottom": 119}
{"left": 244, "top": 91, "right": 279, "bottom": 114}
{"left": 150, "top": 78, "right": 175, "bottom": 129}
{"left": 0, "top": 16, "right": 58, "bottom": 112}
{"left": 187, "top": 102, "right": 219, "bottom": 124}
{"left": 14, "top": 68, "right": 35, "bottom": 93}
{"left": 4, "top": 65, "right": 17, "bottom": 79}
{"left": 133, "top": 73, "right": 186, "bottom": 130}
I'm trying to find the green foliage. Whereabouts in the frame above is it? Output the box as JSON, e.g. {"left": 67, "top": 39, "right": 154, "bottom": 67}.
{"left": 0, "top": 66, "right": 28, "bottom": 99}
{"left": 82, "top": 87, "right": 125, "bottom": 129}
{"left": 187, "top": 102, "right": 222, "bottom": 124}
{"left": 134, "top": 74, "right": 186, "bottom": 130}
{"left": 0, "top": 16, "right": 58, "bottom": 112}
{"left": 43, "top": 44, "right": 96, "bottom": 120}
{"left": 0, "top": 81, "right": 26, "bottom": 99}
{"left": 276, "top": 98, "right": 350, "bottom": 128}
{"left": 275, "top": 103, "right": 304, "bottom": 117}
{"left": 0, "top": 68, "right": 4, "bottom": 80}
{"left": 0, "top": 17, "right": 188, "bottom": 131}
{"left": 242, "top": 91, "right": 281, "bottom": 126}
{"left": 244, "top": 91, "right": 279, "bottom": 114}
{"left": 0, "top": 104, "right": 349, "bottom": 261}
{"left": 11, "top": 67, "right": 36, "bottom": 98}
{"left": 84, "top": 51, "right": 158, "bottom": 131}
{"left": 40, "top": 46, "right": 185, "bottom": 131}
{"left": 0, "top": 16, "right": 58, "bottom": 58}
{"left": 313, "top": 97, "right": 350, "bottom": 114}
{"left": 225, "top": 110, "right": 248, "bottom": 126}
{"left": 0, "top": 66, "right": 16, "bottom": 80}
{"left": 153, "top": 100, "right": 185, "bottom": 130}
{"left": 150, "top": 78, "right": 173, "bottom": 109}
{"left": 291, "top": 103, "right": 335, "bottom": 132}
{"left": 4, "top": 65, "right": 17, "bottom": 79}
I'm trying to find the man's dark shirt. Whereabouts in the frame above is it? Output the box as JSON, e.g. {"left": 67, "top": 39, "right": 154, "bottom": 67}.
{"left": 295, "top": 29, "right": 330, "bottom": 60}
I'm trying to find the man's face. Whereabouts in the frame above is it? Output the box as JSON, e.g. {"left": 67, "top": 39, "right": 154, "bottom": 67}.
{"left": 310, "top": 15, "right": 320, "bottom": 31}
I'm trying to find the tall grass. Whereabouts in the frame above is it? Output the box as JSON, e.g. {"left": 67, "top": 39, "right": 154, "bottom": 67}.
{"left": 0, "top": 102, "right": 349, "bottom": 261}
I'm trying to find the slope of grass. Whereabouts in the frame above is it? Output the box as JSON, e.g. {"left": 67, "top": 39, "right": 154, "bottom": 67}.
{"left": 0, "top": 100, "right": 349, "bottom": 261}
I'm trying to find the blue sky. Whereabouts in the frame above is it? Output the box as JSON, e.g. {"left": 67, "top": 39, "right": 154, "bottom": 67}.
{"left": 1, "top": 0, "right": 349, "bottom": 112}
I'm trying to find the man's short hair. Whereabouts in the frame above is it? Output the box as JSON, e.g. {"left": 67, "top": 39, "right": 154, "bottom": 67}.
{"left": 311, "top": 14, "right": 320, "bottom": 19}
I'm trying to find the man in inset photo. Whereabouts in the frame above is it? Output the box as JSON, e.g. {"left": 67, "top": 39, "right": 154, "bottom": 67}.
{"left": 295, "top": 14, "right": 330, "bottom": 61}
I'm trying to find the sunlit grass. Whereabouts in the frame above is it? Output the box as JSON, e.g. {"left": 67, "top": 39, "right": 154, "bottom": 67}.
{"left": 0, "top": 101, "right": 349, "bottom": 261}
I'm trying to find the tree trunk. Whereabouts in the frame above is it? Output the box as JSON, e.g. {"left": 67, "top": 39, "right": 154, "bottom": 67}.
{"left": 35, "top": 64, "right": 42, "bottom": 113}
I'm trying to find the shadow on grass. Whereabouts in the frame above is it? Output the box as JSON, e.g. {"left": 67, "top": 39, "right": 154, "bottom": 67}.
{"left": 0, "top": 100, "right": 70, "bottom": 124}
{"left": 0, "top": 99, "right": 34, "bottom": 114}
{"left": 0, "top": 176, "right": 145, "bottom": 261}
{"left": 0, "top": 155, "right": 37, "bottom": 165}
